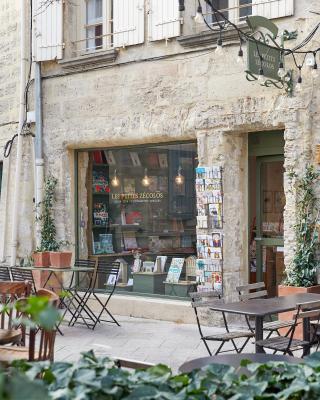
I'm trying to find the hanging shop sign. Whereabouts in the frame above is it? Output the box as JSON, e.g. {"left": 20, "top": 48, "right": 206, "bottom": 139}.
{"left": 247, "top": 40, "right": 281, "bottom": 81}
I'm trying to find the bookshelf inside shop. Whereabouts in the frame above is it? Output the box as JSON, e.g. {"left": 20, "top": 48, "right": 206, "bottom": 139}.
{"left": 86, "top": 144, "right": 198, "bottom": 296}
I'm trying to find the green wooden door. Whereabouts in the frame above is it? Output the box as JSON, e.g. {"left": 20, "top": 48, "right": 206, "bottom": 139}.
{"left": 248, "top": 132, "right": 285, "bottom": 297}
{"left": 255, "top": 156, "right": 285, "bottom": 296}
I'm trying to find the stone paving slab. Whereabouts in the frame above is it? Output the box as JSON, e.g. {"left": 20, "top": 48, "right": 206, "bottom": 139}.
{"left": 55, "top": 315, "right": 255, "bottom": 372}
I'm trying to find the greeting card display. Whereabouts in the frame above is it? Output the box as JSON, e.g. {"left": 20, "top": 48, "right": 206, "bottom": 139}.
{"left": 195, "top": 166, "right": 223, "bottom": 294}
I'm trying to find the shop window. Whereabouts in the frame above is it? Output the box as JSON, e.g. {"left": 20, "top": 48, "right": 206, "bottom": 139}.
{"left": 79, "top": 142, "right": 198, "bottom": 297}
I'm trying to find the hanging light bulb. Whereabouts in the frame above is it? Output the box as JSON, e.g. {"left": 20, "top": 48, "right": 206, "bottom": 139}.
{"left": 215, "top": 38, "right": 223, "bottom": 54}
{"left": 312, "top": 62, "right": 318, "bottom": 77}
{"left": 141, "top": 168, "right": 150, "bottom": 187}
{"left": 237, "top": 48, "right": 244, "bottom": 64}
{"left": 295, "top": 76, "right": 303, "bottom": 92}
{"left": 111, "top": 169, "right": 120, "bottom": 188}
{"left": 194, "top": 5, "right": 204, "bottom": 24}
{"left": 257, "top": 68, "right": 265, "bottom": 84}
{"left": 175, "top": 166, "right": 185, "bottom": 186}
{"left": 277, "top": 61, "right": 286, "bottom": 78}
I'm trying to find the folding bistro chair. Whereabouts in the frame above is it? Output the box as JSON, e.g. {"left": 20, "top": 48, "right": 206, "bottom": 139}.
{"left": 70, "top": 260, "right": 120, "bottom": 330}
{"left": 11, "top": 267, "right": 37, "bottom": 294}
{"left": 256, "top": 300, "right": 320, "bottom": 356}
{"left": 62, "top": 259, "right": 97, "bottom": 329}
{"left": 190, "top": 291, "right": 254, "bottom": 356}
{"left": 236, "top": 282, "right": 295, "bottom": 338}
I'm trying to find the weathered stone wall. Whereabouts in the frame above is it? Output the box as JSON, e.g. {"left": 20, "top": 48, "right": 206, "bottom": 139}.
{"left": 1, "top": 0, "right": 320, "bottom": 304}
{"left": 0, "top": 0, "right": 35, "bottom": 262}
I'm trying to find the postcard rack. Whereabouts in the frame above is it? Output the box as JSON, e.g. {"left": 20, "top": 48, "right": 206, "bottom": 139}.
{"left": 195, "top": 166, "right": 223, "bottom": 294}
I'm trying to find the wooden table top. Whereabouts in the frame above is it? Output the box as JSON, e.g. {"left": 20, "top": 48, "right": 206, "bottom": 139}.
{"left": 209, "top": 293, "right": 320, "bottom": 317}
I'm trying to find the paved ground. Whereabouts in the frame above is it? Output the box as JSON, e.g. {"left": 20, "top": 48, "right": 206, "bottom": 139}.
{"left": 55, "top": 316, "right": 255, "bottom": 372}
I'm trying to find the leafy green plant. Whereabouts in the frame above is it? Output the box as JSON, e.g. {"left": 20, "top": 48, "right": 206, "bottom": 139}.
{"left": 284, "top": 165, "right": 320, "bottom": 287}
{"left": 3, "top": 351, "right": 320, "bottom": 400}
{"left": 37, "top": 175, "right": 59, "bottom": 252}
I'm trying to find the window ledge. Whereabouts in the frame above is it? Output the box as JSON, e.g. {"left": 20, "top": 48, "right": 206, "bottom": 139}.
{"left": 178, "top": 25, "right": 251, "bottom": 48}
{"left": 59, "top": 49, "right": 119, "bottom": 71}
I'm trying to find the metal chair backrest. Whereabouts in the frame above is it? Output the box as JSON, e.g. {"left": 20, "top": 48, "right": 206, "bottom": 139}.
{"left": 291, "top": 300, "right": 320, "bottom": 349}
{"left": 189, "top": 291, "right": 228, "bottom": 337}
{"left": 236, "top": 282, "right": 268, "bottom": 301}
{"left": 0, "top": 267, "right": 11, "bottom": 281}
{"left": 74, "top": 259, "right": 96, "bottom": 269}
{"left": 11, "top": 267, "right": 36, "bottom": 293}
{"left": 94, "top": 261, "right": 120, "bottom": 292}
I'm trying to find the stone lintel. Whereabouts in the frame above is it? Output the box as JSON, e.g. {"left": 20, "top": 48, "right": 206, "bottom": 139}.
{"left": 178, "top": 25, "right": 250, "bottom": 48}
{"left": 59, "top": 49, "right": 119, "bottom": 71}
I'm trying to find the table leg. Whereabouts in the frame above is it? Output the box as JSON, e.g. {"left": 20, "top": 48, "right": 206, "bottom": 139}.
{"left": 303, "top": 317, "right": 311, "bottom": 356}
{"left": 255, "top": 316, "right": 265, "bottom": 353}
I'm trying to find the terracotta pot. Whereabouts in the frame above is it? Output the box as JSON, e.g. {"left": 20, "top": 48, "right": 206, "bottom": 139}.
{"left": 278, "top": 284, "right": 320, "bottom": 338}
{"left": 32, "top": 251, "right": 50, "bottom": 267}
{"left": 49, "top": 251, "right": 72, "bottom": 268}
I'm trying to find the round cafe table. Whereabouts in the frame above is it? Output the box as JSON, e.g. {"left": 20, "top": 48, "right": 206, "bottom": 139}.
{"left": 179, "top": 353, "right": 304, "bottom": 374}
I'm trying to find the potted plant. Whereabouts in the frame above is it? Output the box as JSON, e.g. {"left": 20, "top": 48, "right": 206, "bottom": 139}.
{"left": 279, "top": 165, "right": 320, "bottom": 336}
{"left": 33, "top": 175, "right": 72, "bottom": 268}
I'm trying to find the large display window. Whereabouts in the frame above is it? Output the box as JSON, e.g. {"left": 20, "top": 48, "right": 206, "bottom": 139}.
{"left": 76, "top": 142, "right": 198, "bottom": 297}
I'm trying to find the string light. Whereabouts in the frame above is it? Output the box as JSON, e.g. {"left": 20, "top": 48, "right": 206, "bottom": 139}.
{"left": 296, "top": 67, "right": 303, "bottom": 92}
{"left": 191, "top": 1, "right": 320, "bottom": 91}
{"left": 258, "top": 68, "right": 265, "bottom": 84}
{"left": 215, "top": 35, "right": 224, "bottom": 54}
{"left": 312, "top": 62, "right": 318, "bottom": 77}
{"left": 237, "top": 47, "right": 244, "bottom": 64}
{"left": 277, "top": 61, "right": 286, "bottom": 78}
{"left": 194, "top": 5, "right": 204, "bottom": 24}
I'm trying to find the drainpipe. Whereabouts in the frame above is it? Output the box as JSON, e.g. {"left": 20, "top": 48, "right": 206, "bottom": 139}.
{"left": 10, "top": 0, "right": 28, "bottom": 267}
{"left": 34, "top": 62, "right": 44, "bottom": 248}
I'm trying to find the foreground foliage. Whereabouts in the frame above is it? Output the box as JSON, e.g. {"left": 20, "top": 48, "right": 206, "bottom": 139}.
{"left": 2, "top": 351, "right": 320, "bottom": 399}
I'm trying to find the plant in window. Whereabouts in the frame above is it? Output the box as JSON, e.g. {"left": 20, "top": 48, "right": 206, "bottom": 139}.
{"left": 284, "top": 165, "right": 320, "bottom": 287}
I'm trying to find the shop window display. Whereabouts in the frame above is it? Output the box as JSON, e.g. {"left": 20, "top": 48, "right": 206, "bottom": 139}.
{"left": 81, "top": 142, "right": 197, "bottom": 297}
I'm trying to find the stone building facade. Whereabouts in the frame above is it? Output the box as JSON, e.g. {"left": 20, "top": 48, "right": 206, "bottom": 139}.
{"left": 0, "top": 0, "right": 320, "bottom": 318}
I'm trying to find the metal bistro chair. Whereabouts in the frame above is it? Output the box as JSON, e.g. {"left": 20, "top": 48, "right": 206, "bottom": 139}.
{"left": 62, "top": 259, "right": 97, "bottom": 329}
{"left": 11, "top": 267, "right": 37, "bottom": 294}
{"left": 70, "top": 260, "right": 120, "bottom": 330}
{"left": 256, "top": 300, "right": 320, "bottom": 356}
{"left": 190, "top": 291, "right": 254, "bottom": 356}
{"left": 237, "top": 282, "right": 295, "bottom": 338}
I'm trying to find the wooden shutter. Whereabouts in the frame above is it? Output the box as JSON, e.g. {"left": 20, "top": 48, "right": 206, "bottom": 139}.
{"left": 33, "top": 0, "right": 63, "bottom": 61}
{"left": 113, "top": 0, "right": 144, "bottom": 48}
{"left": 252, "top": 0, "right": 294, "bottom": 19}
{"left": 149, "top": 0, "right": 181, "bottom": 41}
